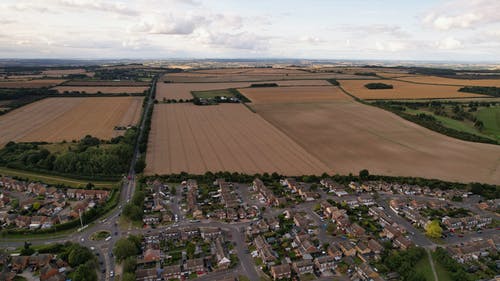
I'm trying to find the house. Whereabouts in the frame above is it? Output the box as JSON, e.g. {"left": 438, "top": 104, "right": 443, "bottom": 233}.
{"left": 314, "top": 255, "right": 336, "bottom": 272}
{"left": 254, "top": 236, "right": 276, "bottom": 263}
{"left": 143, "top": 249, "right": 162, "bottom": 263}
{"left": 184, "top": 258, "right": 205, "bottom": 274}
{"left": 339, "top": 241, "right": 356, "bottom": 257}
{"left": 447, "top": 239, "right": 495, "bottom": 263}
{"left": 348, "top": 223, "right": 366, "bottom": 237}
{"left": 368, "top": 239, "right": 384, "bottom": 255}
{"left": 355, "top": 241, "right": 371, "bottom": 255}
{"left": 143, "top": 214, "right": 160, "bottom": 225}
{"left": 270, "top": 264, "right": 291, "bottom": 280}
{"left": 200, "top": 227, "right": 222, "bottom": 240}
{"left": 136, "top": 268, "right": 158, "bottom": 281}
{"left": 327, "top": 244, "right": 343, "bottom": 261}
{"left": 357, "top": 194, "right": 375, "bottom": 206}
{"left": 356, "top": 263, "right": 384, "bottom": 281}
{"left": 292, "top": 259, "right": 314, "bottom": 275}
{"left": 393, "top": 236, "right": 413, "bottom": 250}
{"left": 163, "top": 264, "right": 182, "bottom": 280}
{"left": 381, "top": 225, "right": 401, "bottom": 239}
{"left": 0, "top": 272, "right": 16, "bottom": 281}
{"left": 11, "top": 256, "right": 29, "bottom": 272}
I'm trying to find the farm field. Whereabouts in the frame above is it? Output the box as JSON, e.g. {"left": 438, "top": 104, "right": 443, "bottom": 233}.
{"left": 239, "top": 86, "right": 352, "bottom": 104}
{"left": 165, "top": 68, "right": 376, "bottom": 83}
{"left": 156, "top": 80, "right": 335, "bottom": 100}
{"left": 0, "top": 97, "right": 142, "bottom": 147}
{"left": 156, "top": 81, "right": 250, "bottom": 99}
{"left": 252, "top": 102, "right": 500, "bottom": 184}
{"left": 63, "top": 80, "right": 150, "bottom": 86}
{"left": 339, "top": 79, "right": 487, "bottom": 100}
{"left": 53, "top": 86, "right": 149, "bottom": 94}
{"left": 396, "top": 75, "right": 500, "bottom": 87}
{"left": 0, "top": 79, "right": 66, "bottom": 88}
{"left": 145, "top": 103, "right": 330, "bottom": 175}
{"left": 41, "top": 68, "right": 90, "bottom": 76}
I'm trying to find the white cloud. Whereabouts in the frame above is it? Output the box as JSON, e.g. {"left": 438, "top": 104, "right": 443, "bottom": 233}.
{"left": 375, "top": 41, "right": 409, "bottom": 52}
{"left": 299, "top": 36, "right": 324, "bottom": 44}
{"left": 55, "top": 0, "right": 139, "bottom": 16}
{"left": 130, "top": 15, "right": 206, "bottom": 35}
{"left": 435, "top": 37, "right": 462, "bottom": 50}
{"left": 424, "top": 0, "right": 500, "bottom": 30}
{"left": 204, "top": 32, "right": 269, "bottom": 50}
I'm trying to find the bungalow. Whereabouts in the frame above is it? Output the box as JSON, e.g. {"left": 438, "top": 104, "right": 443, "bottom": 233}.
{"left": 270, "top": 264, "right": 291, "bottom": 280}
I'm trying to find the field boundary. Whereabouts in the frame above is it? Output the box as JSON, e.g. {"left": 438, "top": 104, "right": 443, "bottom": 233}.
{"left": 0, "top": 167, "right": 117, "bottom": 188}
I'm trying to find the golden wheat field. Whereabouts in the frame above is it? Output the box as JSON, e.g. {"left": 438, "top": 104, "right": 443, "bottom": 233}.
{"left": 239, "top": 86, "right": 352, "bottom": 104}
{"left": 252, "top": 102, "right": 500, "bottom": 184}
{"left": 339, "top": 79, "right": 487, "bottom": 100}
{"left": 145, "top": 103, "right": 330, "bottom": 175}
{"left": 0, "top": 97, "right": 143, "bottom": 147}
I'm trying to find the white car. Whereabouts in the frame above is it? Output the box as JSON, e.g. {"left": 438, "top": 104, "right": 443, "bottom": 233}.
{"left": 90, "top": 246, "right": 95, "bottom": 251}
{"left": 110, "top": 271, "right": 114, "bottom": 277}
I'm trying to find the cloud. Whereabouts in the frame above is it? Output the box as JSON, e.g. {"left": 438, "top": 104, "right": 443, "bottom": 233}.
{"left": 435, "top": 37, "right": 462, "bottom": 50}
{"left": 338, "top": 24, "right": 410, "bottom": 38}
{"left": 374, "top": 41, "right": 409, "bottom": 52}
{"left": 299, "top": 36, "right": 324, "bottom": 44}
{"left": 424, "top": 0, "right": 500, "bottom": 30}
{"left": 130, "top": 15, "right": 207, "bottom": 35}
{"left": 204, "top": 32, "right": 269, "bottom": 50}
{"left": 55, "top": 0, "right": 139, "bottom": 16}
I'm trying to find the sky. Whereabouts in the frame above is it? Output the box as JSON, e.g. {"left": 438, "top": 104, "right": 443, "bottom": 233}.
{"left": 0, "top": 0, "right": 500, "bottom": 61}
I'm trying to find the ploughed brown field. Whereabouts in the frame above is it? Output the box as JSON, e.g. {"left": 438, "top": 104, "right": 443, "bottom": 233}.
{"left": 53, "top": 86, "right": 149, "bottom": 94}
{"left": 0, "top": 79, "right": 66, "bottom": 88}
{"left": 239, "top": 86, "right": 352, "bottom": 104}
{"left": 63, "top": 81, "right": 150, "bottom": 87}
{"left": 0, "top": 97, "right": 142, "bottom": 147}
{"left": 396, "top": 75, "right": 500, "bottom": 87}
{"left": 252, "top": 102, "right": 500, "bottom": 184}
{"left": 164, "top": 68, "right": 376, "bottom": 83}
{"left": 145, "top": 103, "right": 330, "bottom": 175}
{"left": 155, "top": 80, "right": 333, "bottom": 100}
{"left": 339, "top": 79, "right": 487, "bottom": 100}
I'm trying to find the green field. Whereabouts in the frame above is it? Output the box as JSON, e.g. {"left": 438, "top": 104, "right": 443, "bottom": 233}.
{"left": 0, "top": 167, "right": 117, "bottom": 189}
{"left": 191, "top": 88, "right": 236, "bottom": 99}
{"left": 404, "top": 105, "right": 499, "bottom": 141}
{"left": 476, "top": 106, "right": 500, "bottom": 139}
{"left": 415, "top": 255, "right": 436, "bottom": 281}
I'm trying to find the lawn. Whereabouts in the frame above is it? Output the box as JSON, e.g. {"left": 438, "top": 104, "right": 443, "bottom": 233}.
{"left": 414, "top": 255, "right": 436, "bottom": 281}
{"left": 0, "top": 167, "right": 117, "bottom": 189}
{"left": 433, "top": 256, "right": 453, "bottom": 281}
{"left": 476, "top": 106, "right": 500, "bottom": 140}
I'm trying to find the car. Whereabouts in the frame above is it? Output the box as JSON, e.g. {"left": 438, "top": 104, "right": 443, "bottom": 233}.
{"left": 110, "top": 271, "right": 114, "bottom": 277}
{"left": 90, "top": 246, "right": 95, "bottom": 251}
{"left": 102, "top": 269, "right": 105, "bottom": 273}
{"left": 458, "top": 234, "right": 464, "bottom": 237}
{"left": 80, "top": 238, "right": 85, "bottom": 242}
{"left": 115, "top": 232, "right": 118, "bottom": 235}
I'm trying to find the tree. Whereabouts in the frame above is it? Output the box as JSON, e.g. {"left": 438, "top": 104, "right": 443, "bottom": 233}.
{"left": 359, "top": 169, "right": 370, "bottom": 180}
{"left": 425, "top": 220, "right": 443, "bottom": 239}
{"left": 134, "top": 156, "right": 146, "bottom": 173}
{"left": 122, "top": 273, "right": 136, "bottom": 281}
{"left": 123, "top": 256, "right": 137, "bottom": 273}
{"left": 71, "top": 261, "right": 97, "bottom": 281}
{"left": 68, "top": 245, "right": 94, "bottom": 267}
{"left": 113, "top": 238, "right": 140, "bottom": 262}
{"left": 186, "top": 242, "right": 196, "bottom": 259}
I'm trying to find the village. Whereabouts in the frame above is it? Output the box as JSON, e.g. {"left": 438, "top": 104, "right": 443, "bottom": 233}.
{"left": 0, "top": 176, "right": 111, "bottom": 230}
{"left": 126, "top": 176, "right": 499, "bottom": 281}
